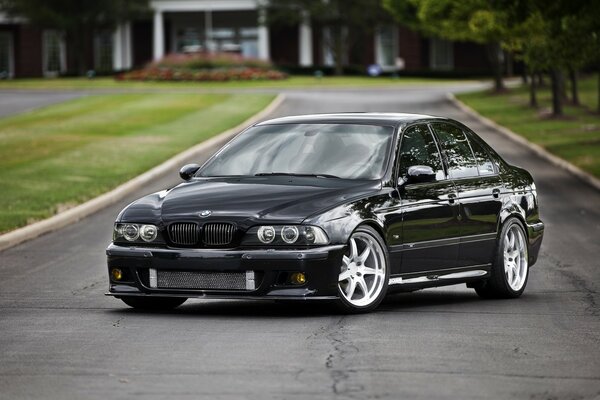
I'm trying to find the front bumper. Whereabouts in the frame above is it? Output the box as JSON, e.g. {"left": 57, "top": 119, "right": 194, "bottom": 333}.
{"left": 106, "top": 243, "right": 346, "bottom": 300}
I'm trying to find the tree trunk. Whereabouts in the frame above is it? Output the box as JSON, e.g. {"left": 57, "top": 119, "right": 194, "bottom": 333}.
{"left": 597, "top": 67, "right": 600, "bottom": 114}
{"left": 486, "top": 42, "right": 505, "bottom": 92}
{"left": 505, "top": 51, "right": 513, "bottom": 77}
{"left": 537, "top": 73, "right": 545, "bottom": 87}
{"left": 568, "top": 68, "right": 579, "bottom": 106}
{"left": 529, "top": 72, "right": 538, "bottom": 108}
{"left": 550, "top": 69, "right": 563, "bottom": 117}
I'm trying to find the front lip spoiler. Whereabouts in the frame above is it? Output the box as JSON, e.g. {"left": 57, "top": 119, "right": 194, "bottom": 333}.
{"left": 104, "top": 292, "right": 338, "bottom": 301}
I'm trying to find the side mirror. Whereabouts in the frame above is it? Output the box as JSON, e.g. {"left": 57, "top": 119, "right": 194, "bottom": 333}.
{"left": 179, "top": 163, "right": 201, "bottom": 181}
{"left": 399, "top": 165, "right": 436, "bottom": 186}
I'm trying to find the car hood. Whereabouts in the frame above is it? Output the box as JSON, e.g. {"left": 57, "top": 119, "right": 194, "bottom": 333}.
{"left": 119, "top": 177, "right": 381, "bottom": 225}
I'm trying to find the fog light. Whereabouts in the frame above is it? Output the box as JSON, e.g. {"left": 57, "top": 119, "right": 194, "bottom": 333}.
{"left": 111, "top": 268, "right": 123, "bottom": 281}
{"left": 290, "top": 272, "right": 306, "bottom": 285}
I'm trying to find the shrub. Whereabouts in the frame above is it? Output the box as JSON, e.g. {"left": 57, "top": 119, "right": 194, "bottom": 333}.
{"left": 117, "top": 52, "right": 288, "bottom": 82}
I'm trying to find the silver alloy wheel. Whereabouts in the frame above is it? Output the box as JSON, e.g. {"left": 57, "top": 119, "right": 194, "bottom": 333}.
{"left": 504, "top": 224, "right": 528, "bottom": 291}
{"left": 338, "top": 231, "right": 387, "bottom": 307}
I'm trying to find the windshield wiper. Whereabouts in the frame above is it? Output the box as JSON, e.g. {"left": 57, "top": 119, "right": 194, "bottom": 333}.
{"left": 254, "top": 172, "right": 341, "bottom": 179}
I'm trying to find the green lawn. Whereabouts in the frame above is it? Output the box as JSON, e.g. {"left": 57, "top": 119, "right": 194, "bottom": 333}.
{"left": 457, "top": 75, "right": 600, "bottom": 178}
{"left": 0, "top": 75, "right": 471, "bottom": 90}
{"left": 0, "top": 93, "right": 274, "bottom": 233}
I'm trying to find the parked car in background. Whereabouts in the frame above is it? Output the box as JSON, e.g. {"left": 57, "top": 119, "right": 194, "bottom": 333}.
{"left": 106, "top": 113, "right": 544, "bottom": 313}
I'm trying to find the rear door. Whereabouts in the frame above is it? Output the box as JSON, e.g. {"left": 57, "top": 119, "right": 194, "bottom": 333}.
{"left": 397, "top": 124, "right": 460, "bottom": 273}
{"left": 430, "top": 123, "right": 503, "bottom": 267}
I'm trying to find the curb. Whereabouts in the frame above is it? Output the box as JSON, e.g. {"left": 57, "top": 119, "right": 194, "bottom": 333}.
{"left": 0, "top": 93, "right": 286, "bottom": 252}
{"left": 446, "top": 92, "right": 600, "bottom": 192}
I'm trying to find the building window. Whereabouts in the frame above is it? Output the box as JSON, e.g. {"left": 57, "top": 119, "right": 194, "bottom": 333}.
{"left": 95, "top": 31, "right": 114, "bottom": 72}
{"left": 43, "top": 30, "right": 66, "bottom": 76}
{"left": 429, "top": 37, "right": 453, "bottom": 71}
{"left": 0, "top": 32, "right": 14, "bottom": 78}
{"left": 375, "top": 26, "right": 398, "bottom": 70}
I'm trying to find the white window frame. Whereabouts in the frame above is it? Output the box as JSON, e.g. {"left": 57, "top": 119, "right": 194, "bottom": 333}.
{"left": 429, "top": 37, "right": 454, "bottom": 71}
{"left": 375, "top": 25, "right": 399, "bottom": 71}
{"left": 43, "top": 30, "right": 67, "bottom": 77}
{"left": 0, "top": 31, "right": 14, "bottom": 78}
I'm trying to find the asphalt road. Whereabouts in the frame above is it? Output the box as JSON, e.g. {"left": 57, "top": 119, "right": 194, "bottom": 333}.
{"left": 1, "top": 86, "right": 599, "bottom": 400}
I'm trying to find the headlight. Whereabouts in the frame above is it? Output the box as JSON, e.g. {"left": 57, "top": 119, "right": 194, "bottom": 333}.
{"left": 281, "top": 226, "right": 299, "bottom": 243}
{"left": 246, "top": 225, "right": 329, "bottom": 246}
{"left": 257, "top": 226, "right": 276, "bottom": 244}
{"left": 139, "top": 224, "right": 158, "bottom": 242}
{"left": 113, "top": 223, "right": 160, "bottom": 243}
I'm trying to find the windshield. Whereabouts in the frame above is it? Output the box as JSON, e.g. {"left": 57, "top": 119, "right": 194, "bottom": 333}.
{"left": 198, "top": 123, "right": 395, "bottom": 180}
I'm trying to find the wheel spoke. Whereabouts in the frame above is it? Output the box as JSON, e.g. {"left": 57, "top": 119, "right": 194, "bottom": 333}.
{"left": 339, "top": 270, "right": 352, "bottom": 282}
{"left": 358, "top": 246, "right": 370, "bottom": 263}
{"left": 345, "top": 278, "right": 357, "bottom": 298}
{"left": 349, "top": 238, "right": 358, "bottom": 260}
{"left": 356, "top": 277, "right": 369, "bottom": 296}
{"left": 342, "top": 255, "right": 351, "bottom": 267}
{"left": 362, "top": 266, "right": 378, "bottom": 276}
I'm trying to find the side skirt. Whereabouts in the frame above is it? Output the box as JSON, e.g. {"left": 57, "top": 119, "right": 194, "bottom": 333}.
{"left": 387, "top": 264, "right": 491, "bottom": 291}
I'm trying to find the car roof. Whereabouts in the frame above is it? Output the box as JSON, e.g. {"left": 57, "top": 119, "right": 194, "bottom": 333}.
{"left": 256, "top": 112, "right": 451, "bottom": 127}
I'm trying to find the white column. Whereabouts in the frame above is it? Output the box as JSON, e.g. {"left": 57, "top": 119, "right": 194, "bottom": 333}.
{"left": 113, "top": 22, "right": 133, "bottom": 71}
{"left": 113, "top": 24, "right": 123, "bottom": 70}
{"left": 123, "top": 21, "right": 132, "bottom": 69}
{"left": 153, "top": 9, "right": 164, "bottom": 61}
{"left": 257, "top": 8, "right": 270, "bottom": 60}
{"left": 299, "top": 16, "right": 313, "bottom": 67}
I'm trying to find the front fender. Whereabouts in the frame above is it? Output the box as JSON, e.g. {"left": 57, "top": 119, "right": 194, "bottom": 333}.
{"left": 303, "top": 192, "right": 393, "bottom": 245}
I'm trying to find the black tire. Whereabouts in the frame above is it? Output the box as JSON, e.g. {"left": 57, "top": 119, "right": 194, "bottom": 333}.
{"left": 120, "top": 296, "right": 187, "bottom": 310}
{"left": 335, "top": 225, "right": 390, "bottom": 314}
{"left": 474, "top": 217, "right": 529, "bottom": 299}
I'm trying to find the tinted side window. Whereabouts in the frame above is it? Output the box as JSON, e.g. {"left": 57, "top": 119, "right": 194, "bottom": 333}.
{"left": 468, "top": 136, "right": 495, "bottom": 175}
{"left": 431, "top": 123, "right": 478, "bottom": 179}
{"left": 399, "top": 124, "right": 445, "bottom": 180}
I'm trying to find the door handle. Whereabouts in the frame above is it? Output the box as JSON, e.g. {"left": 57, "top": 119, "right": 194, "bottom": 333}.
{"left": 448, "top": 193, "right": 457, "bottom": 204}
{"left": 492, "top": 188, "right": 501, "bottom": 198}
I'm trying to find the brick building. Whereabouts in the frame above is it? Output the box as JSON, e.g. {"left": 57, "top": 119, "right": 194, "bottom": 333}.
{"left": 0, "top": 0, "right": 491, "bottom": 78}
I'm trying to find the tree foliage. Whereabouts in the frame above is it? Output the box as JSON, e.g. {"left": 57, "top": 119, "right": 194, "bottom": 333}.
{"left": 384, "top": 0, "right": 600, "bottom": 115}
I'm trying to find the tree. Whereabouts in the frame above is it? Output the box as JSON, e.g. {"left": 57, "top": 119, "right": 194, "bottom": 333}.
{"left": 265, "top": 0, "right": 390, "bottom": 76}
{"left": 384, "top": 0, "right": 514, "bottom": 92}
{"left": 0, "top": 0, "right": 148, "bottom": 75}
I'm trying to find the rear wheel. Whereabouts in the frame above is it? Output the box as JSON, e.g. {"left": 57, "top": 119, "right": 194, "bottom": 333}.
{"left": 120, "top": 296, "right": 187, "bottom": 310}
{"left": 474, "top": 218, "right": 529, "bottom": 299}
{"left": 336, "top": 226, "right": 390, "bottom": 313}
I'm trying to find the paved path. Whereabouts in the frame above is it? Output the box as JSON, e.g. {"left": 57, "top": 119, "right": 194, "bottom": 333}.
{"left": 0, "top": 86, "right": 599, "bottom": 399}
{"left": 0, "top": 90, "right": 85, "bottom": 118}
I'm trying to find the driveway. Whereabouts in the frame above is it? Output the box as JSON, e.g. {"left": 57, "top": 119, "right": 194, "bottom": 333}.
{"left": 0, "top": 86, "right": 598, "bottom": 399}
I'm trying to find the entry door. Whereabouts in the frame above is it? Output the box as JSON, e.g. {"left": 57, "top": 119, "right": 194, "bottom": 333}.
{"left": 397, "top": 124, "right": 460, "bottom": 273}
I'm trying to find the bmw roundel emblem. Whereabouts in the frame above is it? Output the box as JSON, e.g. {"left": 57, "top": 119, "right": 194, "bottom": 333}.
{"left": 199, "top": 210, "right": 212, "bottom": 218}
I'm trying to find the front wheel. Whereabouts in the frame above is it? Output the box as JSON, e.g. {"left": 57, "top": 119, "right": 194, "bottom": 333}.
{"left": 120, "top": 296, "right": 187, "bottom": 310}
{"left": 474, "top": 218, "right": 529, "bottom": 299}
{"left": 336, "top": 226, "right": 390, "bottom": 313}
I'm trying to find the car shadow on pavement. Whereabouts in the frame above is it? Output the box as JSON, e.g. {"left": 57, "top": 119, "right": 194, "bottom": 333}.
{"left": 105, "top": 288, "right": 503, "bottom": 318}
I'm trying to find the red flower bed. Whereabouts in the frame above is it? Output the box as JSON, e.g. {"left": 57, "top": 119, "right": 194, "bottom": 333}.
{"left": 116, "top": 53, "right": 288, "bottom": 82}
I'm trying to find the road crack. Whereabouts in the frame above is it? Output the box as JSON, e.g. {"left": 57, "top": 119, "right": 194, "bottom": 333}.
{"left": 324, "top": 316, "right": 364, "bottom": 398}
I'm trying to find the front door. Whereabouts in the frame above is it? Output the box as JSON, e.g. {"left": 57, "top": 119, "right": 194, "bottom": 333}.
{"left": 397, "top": 124, "right": 460, "bottom": 273}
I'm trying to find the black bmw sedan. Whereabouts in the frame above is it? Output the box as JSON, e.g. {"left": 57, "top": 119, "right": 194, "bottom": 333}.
{"left": 106, "top": 113, "right": 544, "bottom": 313}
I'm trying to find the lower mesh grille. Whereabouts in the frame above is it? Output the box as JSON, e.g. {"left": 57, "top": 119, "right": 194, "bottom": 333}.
{"left": 150, "top": 269, "right": 255, "bottom": 290}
